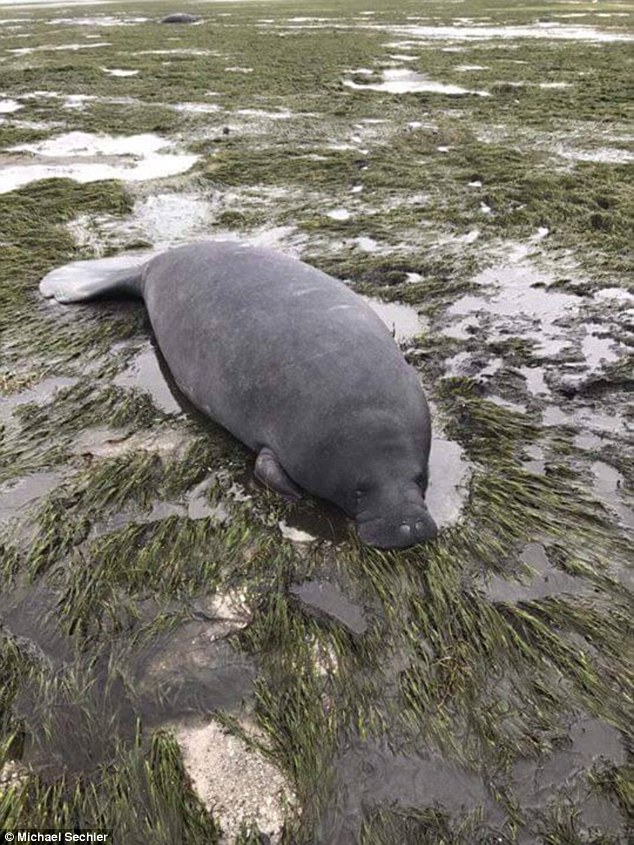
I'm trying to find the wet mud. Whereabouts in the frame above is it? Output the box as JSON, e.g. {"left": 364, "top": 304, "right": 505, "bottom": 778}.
{"left": 0, "top": 573, "right": 256, "bottom": 779}
{"left": 483, "top": 541, "right": 587, "bottom": 604}
{"left": 0, "top": 1, "right": 632, "bottom": 842}
{"left": 290, "top": 581, "right": 367, "bottom": 636}
{"left": 323, "top": 740, "right": 503, "bottom": 845}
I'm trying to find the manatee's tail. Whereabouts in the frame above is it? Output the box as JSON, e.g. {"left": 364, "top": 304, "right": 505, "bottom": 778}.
{"left": 39, "top": 253, "right": 152, "bottom": 304}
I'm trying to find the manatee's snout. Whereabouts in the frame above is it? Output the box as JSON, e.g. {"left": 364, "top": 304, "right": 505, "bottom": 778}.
{"left": 357, "top": 506, "right": 437, "bottom": 549}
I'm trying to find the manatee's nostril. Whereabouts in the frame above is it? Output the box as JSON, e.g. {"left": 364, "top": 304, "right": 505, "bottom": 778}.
{"left": 416, "top": 518, "right": 438, "bottom": 540}
{"left": 399, "top": 523, "right": 412, "bottom": 537}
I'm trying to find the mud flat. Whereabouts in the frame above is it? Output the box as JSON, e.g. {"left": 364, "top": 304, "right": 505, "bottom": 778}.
{"left": 0, "top": 1, "right": 631, "bottom": 843}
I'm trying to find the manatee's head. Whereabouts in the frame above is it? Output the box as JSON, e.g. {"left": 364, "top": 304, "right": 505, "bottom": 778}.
{"left": 302, "top": 394, "right": 437, "bottom": 549}
{"left": 326, "top": 438, "right": 437, "bottom": 549}
{"left": 351, "top": 466, "right": 437, "bottom": 549}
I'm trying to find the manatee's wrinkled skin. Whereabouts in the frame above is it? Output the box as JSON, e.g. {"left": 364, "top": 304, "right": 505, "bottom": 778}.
{"left": 40, "top": 241, "right": 437, "bottom": 548}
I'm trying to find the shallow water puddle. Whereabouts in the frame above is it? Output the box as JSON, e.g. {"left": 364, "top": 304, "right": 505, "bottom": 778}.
{"left": 113, "top": 344, "right": 184, "bottom": 416}
{"left": 136, "top": 197, "right": 294, "bottom": 247}
{"left": 542, "top": 404, "right": 627, "bottom": 436}
{"left": 287, "top": 16, "right": 333, "bottom": 24}
{"left": 0, "top": 578, "right": 75, "bottom": 664}
{"left": 71, "top": 427, "right": 136, "bottom": 459}
{"left": 127, "top": 193, "right": 213, "bottom": 245}
{"left": 347, "top": 67, "right": 374, "bottom": 76}
{"left": 377, "top": 22, "right": 633, "bottom": 43}
{"left": 0, "top": 471, "right": 63, "bottom": 523}
{"left": 9, "top": 41, "right": 111, "bottom": 55}
{"left": 136, "top": 622, "right": 256, "bottom": 720}
{"left": 519, "top": 365, "right": 550, "bottom": 397}
{"left": 522, "top": 443, "right": 546, "bottom": 474}
{"left": 50, "top": 15, "right": 148, "bottom": 27}
{"left": 214, "top": 224, "right": 305, "bottom": 254}
{"left": 67, "top": 193, "right": 217, "bottom": 250}
{"left": 364, "top": 297, "right": 425, "bottom": 342}
{"left": 172, "top": 101, "right": 221, "bottom": 114}
{"left": 326, "top": 208, "right": 351, "bottom": 221}
{"left": 590, "top": 461, "right": 633, "bottom": 530}
{"left": 444, "top": 252, "right": 579, "bottom": 356}
{"left": 13, "top": 131, "right": 158, "bottom": 158}
{"left": 594, "top": 286, "right": 634, "bottom": 305}
{"left": 484, "top": 541, "right": 585, "bottom": 603}
{"left": 345, "top": 67, "right": 489, "bottom": 96}
{"left": 136, "top": 48, "right": 218, "bottom": 56}
{"left": 0, "top": 375, "right": 77, "bottom": 424}
{"left": 291, "top": 581, "right": 367, "bottom": 636}
{"left": 581, "top": 322, "right": 621, "bottom": 370}
{"left": 352, "top": 235, "right": 380, "bottom": 252}
{"left": 233, "top": 107, "right": 300, "bottom": 120}
{"left": 100, "top": 67, "right": 139, "bottom": 77}
{"left": 14, "top": 91, "right": 103, "bottom": 111}
{"left": 511, "top": 714, "right": 626, "bottom": 809}
{"left": 553, "top": 143, "right": 634, "bottom": 164}
{"left": 489, "top": 395, "right": 527, "bottom": 414}
{"left": 539, "top": 81, "right": 572, "bottom": 89}
{"left": 0, "top": 98, "right": 22, "bottom": 114}
{"left": 2, "top": 131, "right": 199, "bottom": 192}
{"left": 574, "top": 431, "right": 603, "bottom": 452}
{"left": 426, "top": 436, "right": 470, "bottom": 528}
{"left": 325, "top": 740, "right": 502, "bottom": 844}
{"left": 186, "top": 477, "right": 229, "bottom": 523}
{"left": 443, "top": 350, "right": 472, "bottom": 378}
{"left": 92, "top": 479, "right": 228, "bottom": 537}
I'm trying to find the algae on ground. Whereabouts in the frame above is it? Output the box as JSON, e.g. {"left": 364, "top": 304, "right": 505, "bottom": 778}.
{"left": 0, "top": 1, "right": 632, "bottom": 843}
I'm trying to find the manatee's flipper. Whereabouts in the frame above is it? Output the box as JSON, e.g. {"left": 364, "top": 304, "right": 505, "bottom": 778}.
{"left": 39, "top": 254, "right": 150, "bottom": 304}
{"left": 255, "top": 448, "right": 303, "bottom": 501}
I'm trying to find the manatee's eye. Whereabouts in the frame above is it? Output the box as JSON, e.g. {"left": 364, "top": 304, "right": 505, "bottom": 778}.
{"left": 355, "top": 484, "right": 370, "bottom": 501}
{"left": 414, "top": 473, "right": 427, "bottom": 490}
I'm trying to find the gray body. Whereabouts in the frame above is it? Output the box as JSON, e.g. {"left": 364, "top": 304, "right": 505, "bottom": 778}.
{"left": 160, "top": 13, "right": 201, "bottom": 24}
{"left": 40, "top": 241, "right": 437, "bottom": 548}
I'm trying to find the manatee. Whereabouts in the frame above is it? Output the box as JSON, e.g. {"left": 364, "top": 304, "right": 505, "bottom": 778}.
{"left": 40, "top": 242, "right": 438, "bottom": 548}
{"left": 160, "top": 13, "right": 201, "bottom": 24}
